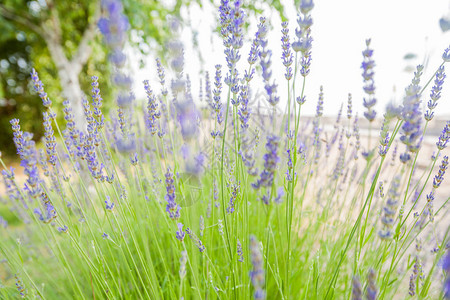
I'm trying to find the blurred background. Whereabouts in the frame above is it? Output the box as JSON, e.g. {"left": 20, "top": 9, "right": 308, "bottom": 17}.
{"left": 1, "top": 0, "right": 450, "bottom": 161}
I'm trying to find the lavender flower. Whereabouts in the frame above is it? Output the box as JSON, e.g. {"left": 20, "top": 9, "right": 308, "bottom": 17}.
{"left": 58, "top": 225, "right": 68, "bottom": 233}
{"left": 352, "top": 276, "right": 362, "bottom": 300}
{"left": 443, "top": 46, "right": 450, "bottom": 62}
{"left": 175, "top": 97, "right": 200, "bottom": 141}
{"left": 424, "top": 65, "right": 445, "bottom": 121}
{"left": 239, "top": 132, "right": 259, "bottom": 176}
{"left": 10, "top": 119, "right": 24, "bottom": 157}
{"left": 400, "top": 65, "right": 424, "bottom": 161}
{"left": 156, "top": 58, "right": 168, "bottom": 96}
{"left": 238, "top": 84, "right": 251, "bottom": 130}
{"left": 15, "top": 274, "right": 27, "bottom": 298}
{"left": 130, "top": 152, "right": 138, "bottom": 165}
{"left": 379, "top": 181, "right": 385, "bottom": 198}
{"left": 409, "top": 256, "right": 422, "bottom": 296}
{"left": 316, "top": 85, "right": 324, "bottom": 117}
{"left": 378, "top": 114, "right": 392, "bottom": 157}
{"left": 347, "top": 93, "right": 353, "bottom": 119}
{"left": 91, "top": 76, "right": 105, "bottom": 129}
{"left": 179, "top": 250, "right": 187, "bottom": 279}
{"left": 437, "top": 121, "right": 450, "bottom": 150}
{"left": 425, "top": 191, "right": 436, "bottom": 222}
{"left": 220, "top": 0, "right": 245, "bottom": 70}
{"left": 433, "top": 156, "right": 448, "bottom": 189}
{"left": 247, "top": 17, "right": 267, "bottom": 67}
{"left": 30, "top": 68, "right": 51, "bottom": 108}
{"left": 212, "top": 64, "right": 224, "bottom": 128}
{"left": 62, "top": 100, "right": 80, "bottom": 158}
{"left": 0, "top": 216, "right": 8, "bottom": 228}
{"left": 353, "top": 114, "right": 361, "bottom": 159}
{"left": 259, "top": 18, "right": 279, "bottom": 107}
{"left": 98, "top": 0, "right": 129, "bottom": 50}
{"left": 250, "top": 235, "right": 265, "bottom": 299}
{"left": 293, "top": 0, "right": 314, "bottom": 76}
{"left": 286, "top": 149, "right": 295, "bottom": 182}
{"left": 219, "top": 0, "right": 231, "bottom": 36}
{"left": 281, "top": 21, "right": 293, "bottom": 80}
{"left": 165, "top": 168, "right": 180, "bottom": 220}
{"left": 186, "top": 228, "right": 206, "bottom": 253}
{"left": 144, "top": 80, "right": 160, "bottom": 135}
{"left": 34, "top": 192, "right": 57, "bottom": 224}
{"left": 253, "top": 135, "right": 280, "bottom": 190}
{"left": 227, "top": 182, "right": 240, "bottom": 213}
{"left": 18, "top": 132, "right": 42, "bottom": 198}
{"left": 43, "top": 112, "right": 57, "bottom": 166}
{"left": 443, "top": 250, "right": 450, "bottom": 298}
{"left": 361, "top": 39, "right": 376, "bottom": 122}
{"left": 176, "top": 223, "right": 185, "bottom": 242}
{"left": 199, "top": 216, "right": 204, "bottom": 237}
{"left": 379, "top": 176, "right": 400, "bottom": 240}
{"left": 366, "top": 268, "right": 377, "bottom": 300}
{"left": 82, "top": 99, "right": 104, "bottom": 180}
{"left": 98, "top": 0, "right": 134, "bottom": 111}
{"left": 237, "top": 239, "right": 244, "bottom": 262}
{"left": 218, "top": 219, "right": 224, "bottom": 236}
{"left": 201, "top": 75, "right": 207, "bottom": 107}
{"left": 105, "top": 196, "right": 115, "bottom": 211}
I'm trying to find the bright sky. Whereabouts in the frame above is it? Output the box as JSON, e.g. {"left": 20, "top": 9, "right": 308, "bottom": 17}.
{"left": 132, "top": 0, "right": 450, "bottom": 118}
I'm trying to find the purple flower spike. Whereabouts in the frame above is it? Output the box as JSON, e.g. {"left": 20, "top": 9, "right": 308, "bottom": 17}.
{"left": 0, "top": 216, "right": 8, "bottom": 228}
{"left": 352, "top": 276, "right": 362, "bottom": 300}
{"left": 437, "top": 121, "right": 450, "bottom": 150}
{"left": 43, "top": 112, "right": 57, "bottom": 166}
{"left": 425, "top": 66, "right": 445, "bottom": 121}
{"left": 361, "top": 39, "right": 377, "bottom": 122}
{"left": 144, "top": 80, "right": 160, "bottom": 136}
{"left": 281, "top": 21, "right": 293, "bottom": 80}
{"left": 366, "top": 268, "right": 377, "bottom": 300}
{"left": 294, "top": 0, "right": 314, "bottom": 76}
{"left": 57, "top": 225, "right": 68, "bottom": 233}
{"left": 443, "top": 46, "right": 450, "bottom": 62}
{"left": 443, "top": 250, "right": 450, "bottom": 298}
{"left": 220, "top": 0, "right": 245, "bottom": 69}
{"left": 176, "top": 223, "right": 185, "bottom": 242}
{"left": 19, "top": 132, "right": 43, "bottom": 198}
{"left": 10, "top": 119, "right": 24, "bottom": 158}
{"left": 253, "top": 135, "right": 280, "bottom": 191}
{"left": 91, "top": 76, "right": 105, "bottom": 129}
{"left": 258, "top": 18, "right": 279, "bottom": 107}
{"left": 98, "top": 0, "right": 129, "bottom": 50}
{"left": 105, "top": 196, "right": 115, "bottom": 211}
{"left": 212, "top": 64, "right": 224, "bottom": 128}
{"left": 227, "top": 182, "right": 240, "bottom": 213}
{"left": 379, "top": 176, "right": 400, "bottom": 239}
{"left": 175, "top": 99, "right": 200, "bottom": 141}
{"left": 237, "top": 239, "right": 244, "bottom": 262}
{"left": 250, "top": 235, "right": 265, "bottom": 299}
{"left": 433, "top": 156, "right": 448, "bottom": 189}
{"left": 186, "top": 227, "right": 205, "bottom": 253}
{"left": 400, "top": 65, "right": 424, "bottom": 160}
{"left": 30, "top": 68, "right": 52, "bottom": 108}
{"left": 165, "top": 168, "right": 181, "bottom": 220}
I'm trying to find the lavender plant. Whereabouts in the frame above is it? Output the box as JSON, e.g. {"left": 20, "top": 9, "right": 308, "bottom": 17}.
{"left": 0, "top": 0, "right": 449, "bottom": 299}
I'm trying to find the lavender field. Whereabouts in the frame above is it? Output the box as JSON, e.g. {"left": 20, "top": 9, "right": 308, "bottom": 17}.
{"left": 0, "top": 0, "right": 450, "bottom": 299}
